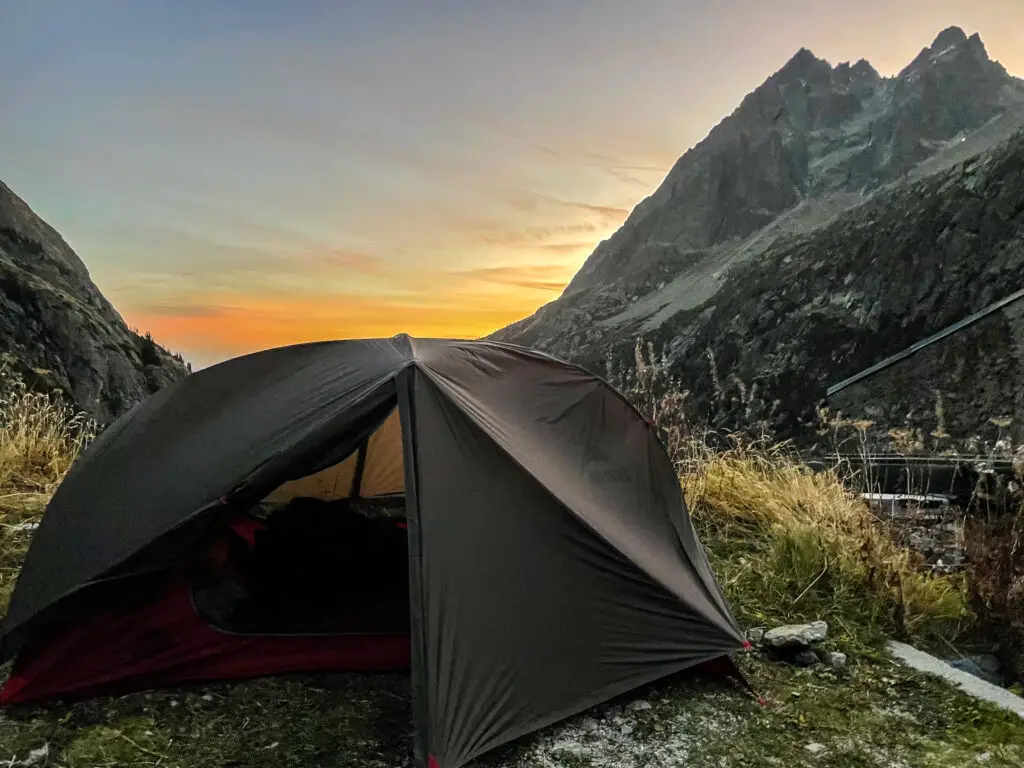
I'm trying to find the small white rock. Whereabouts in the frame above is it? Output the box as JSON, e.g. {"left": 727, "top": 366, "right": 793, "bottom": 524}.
{"left": 827, "top": 651, "right": 848, "bottom": 670}
{"left": 804, "top": 742, "right": 827, "bottom": 755}
{"left": 202, "top": 694, "right": 214, "bottom": 702}
{"left": 20, "top": 744, "right": 49, "bottom": 767}
{"left": 976, "top": 752, "right": 992, "bottom": 763}
{"left": 627, "top": 699, "right": 652, "bottom": 713}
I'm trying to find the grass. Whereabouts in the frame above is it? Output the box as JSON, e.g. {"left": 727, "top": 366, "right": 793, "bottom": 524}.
{"left": 0, "top": 366, "right": 93, "bottom": 611}
{"left": 0, "top": 367, "right": 1023, "bottom": 766}
{"left": 680, "top": 436, "right": 971, "bottom": 650}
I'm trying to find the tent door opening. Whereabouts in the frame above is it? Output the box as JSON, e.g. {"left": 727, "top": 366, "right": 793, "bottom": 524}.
{"left": 192, "top": 405, "right": 412, "bottom": 638}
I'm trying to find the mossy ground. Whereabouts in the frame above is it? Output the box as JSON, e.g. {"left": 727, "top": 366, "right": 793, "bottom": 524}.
{"left": 2, "top": 649, "right": 1023, "bottom": 767}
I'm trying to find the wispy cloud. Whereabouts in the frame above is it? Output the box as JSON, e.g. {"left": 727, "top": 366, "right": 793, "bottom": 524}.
{"left": 299, "top": 248, "right": 391, "bottom": 276}
{"left": 501, "top": 190, "right": 630, "bottom": 225}
{"left": 450, "top": 264, "right": 572, "bottom": 292}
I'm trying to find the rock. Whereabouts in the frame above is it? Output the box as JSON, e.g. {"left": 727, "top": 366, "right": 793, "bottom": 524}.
{"left": 804, "top": 742, "right": 827, "bottom": 755}
{"left": 933, "top": 549, "right": 968, "bottom": 573}
{"left": 823, "top": 651, "right": 848, "bottom": 670}
{"left": 950, "top": 654, "right": 1004, "bottom": 686}
{"left": 16, "top": 744, "right": 49, "bottom": 767}
{"left": 763, "top": 621, "right": 829, "bottom": 649}
{"left": 746, "top": 627, "right": 766, "bottom": 645}
{"left": 626, "top": 699, "right": 652, "bottom": 713}
{"left": 0, "top": 181, "right": 189, "bottom": 425}
{"left": 793, "top": 649, "right": 821, "bottom": 667}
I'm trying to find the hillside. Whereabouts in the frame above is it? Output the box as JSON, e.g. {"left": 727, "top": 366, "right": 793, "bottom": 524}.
{"left": 491, "top": 26, "right": 1024, "bottom": 444}
{"left": 0, "top": 181, "right": 188, "bottom": 424}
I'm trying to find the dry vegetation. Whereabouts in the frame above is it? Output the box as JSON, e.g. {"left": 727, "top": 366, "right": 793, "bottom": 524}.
{"left": 680, "top": 438, "right": 969, "bottom": 645}
{"left": 0, "top": 365, "right": 93, "bottom": 610}
{"left": 1, "top": 357, "right": 1024, "bottom": 765}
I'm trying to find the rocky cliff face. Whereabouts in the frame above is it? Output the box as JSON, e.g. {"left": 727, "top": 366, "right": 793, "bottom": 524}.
{"left": 0, "top": 181, "right": 189, "bottom": 424}
{"left": 492, "top": 27, "right": 1024, "bottom": 447}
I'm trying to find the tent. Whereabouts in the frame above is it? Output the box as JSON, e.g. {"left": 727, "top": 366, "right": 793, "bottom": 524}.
{"left": 0, "top": 335, "right": 745, "bottom": 767}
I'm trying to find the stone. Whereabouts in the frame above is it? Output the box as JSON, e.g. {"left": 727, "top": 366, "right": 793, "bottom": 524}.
{"left": 950, "top": 654, "right": 1004, "bottom": 686}
{"left": 626, "top": 699, "right": 652, "bottom": 713}
{"left": 763, "top": 621, "right": 829, "bottom": 649}
{"left": 824, "top": 651, "right": 848, "bottom": 670}
{"left": 17, "top": 745, "right": 49, "bottom": 767}
{"left": 804, "top": 743, "right": 827, "bottom": 755}
{"left": 746, "top": 627, "right": 766, "bottom": 645}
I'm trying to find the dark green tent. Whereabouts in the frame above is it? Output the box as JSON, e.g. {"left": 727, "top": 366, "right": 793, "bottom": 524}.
{"left": 0, "top": 335, "right": 744, "bottom": 767}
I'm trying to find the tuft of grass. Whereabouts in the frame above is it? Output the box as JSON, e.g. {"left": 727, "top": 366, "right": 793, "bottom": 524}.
{"left": 0, "top": 366, "right": 93, "bottom": 494}
{"left": 678, "top": 435, "right": 971, "bottom": 648}
{"left": 0, "top": 366, "right": 93, "bottom": 611}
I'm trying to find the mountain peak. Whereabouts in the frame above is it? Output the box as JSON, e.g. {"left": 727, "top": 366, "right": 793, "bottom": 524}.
{"left": 777, "top": 47, "right": 829, "bottom": 77}
{"left": 930, "top": 25, "right": 968, "bottom": 52}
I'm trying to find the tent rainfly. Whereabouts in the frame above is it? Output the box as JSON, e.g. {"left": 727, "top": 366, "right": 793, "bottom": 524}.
{"left": 0, "top": 335, "right": 746, "bottom": 768}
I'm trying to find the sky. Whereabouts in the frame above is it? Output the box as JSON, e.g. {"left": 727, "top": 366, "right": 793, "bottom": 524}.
{"left": 2, "top": 1, "right": 1022, "bottom": 368}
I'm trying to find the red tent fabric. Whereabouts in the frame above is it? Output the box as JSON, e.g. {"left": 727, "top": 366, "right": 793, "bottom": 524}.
{"left": 0, "top": 519, "right": 410, "bottom": 705}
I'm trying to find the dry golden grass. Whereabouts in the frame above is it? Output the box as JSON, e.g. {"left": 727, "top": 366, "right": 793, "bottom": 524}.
{"left": 677, "top": 435, "right": 971, "bottom": 647}
{"left": 0, "top": 368, "right": 92, "bottom": 494}
{"left": 0, "top": 366, "right": 92, "bottom": 610}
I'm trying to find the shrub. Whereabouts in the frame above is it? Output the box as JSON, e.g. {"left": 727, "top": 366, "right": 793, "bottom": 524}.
{"left": 964, "top": 503, "right": 1024, "bottom": 679}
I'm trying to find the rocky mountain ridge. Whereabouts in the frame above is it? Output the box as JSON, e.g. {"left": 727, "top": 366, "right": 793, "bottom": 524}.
{"left": 0, "top": 181, "right": 189, "bottom": 424}
{"left": 491, "top": 26, "right": 1024, "bottom": 445}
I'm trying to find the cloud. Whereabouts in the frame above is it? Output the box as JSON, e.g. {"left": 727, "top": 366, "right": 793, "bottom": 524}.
{"left": 449, "top": 264, "right": 572, "bottom": 292}
{"left": 133, "top": 303, "right": 228, "bottom": 319}
{"left": 501, "top": 190, "right": 630, "bottom": 225}
{"left": 477, "top": 221, "right": 600, "bottom": 248}
{"left": 299, "top": 248, "right": 391, "bottom": 276}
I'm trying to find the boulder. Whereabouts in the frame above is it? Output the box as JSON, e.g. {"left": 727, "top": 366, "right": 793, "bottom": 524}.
{"left": 762, "top": 621, "right": 828, "bottom": 649}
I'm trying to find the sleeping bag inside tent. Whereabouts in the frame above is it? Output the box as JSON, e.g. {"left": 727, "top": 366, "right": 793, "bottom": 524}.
{"left": 0, "top": 335, "right": 746, "bottom": 768}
